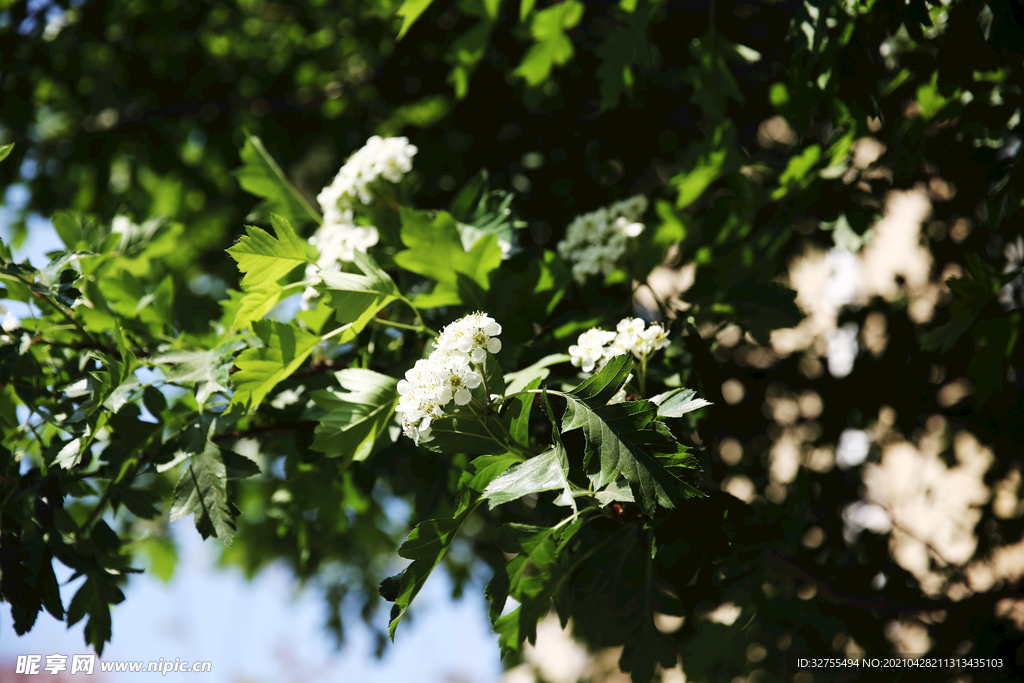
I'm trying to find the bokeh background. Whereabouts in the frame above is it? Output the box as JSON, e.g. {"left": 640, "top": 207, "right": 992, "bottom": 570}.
{"left": 2, "top": 0, "right": 1023, "bottom": 681}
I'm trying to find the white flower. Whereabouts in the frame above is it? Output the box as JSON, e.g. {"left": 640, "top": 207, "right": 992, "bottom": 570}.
{"left": 609, "top": 194, "right": 648, "bottom": 221}
{"left": 616, "top": 216, "right": 645, "bottom": 238}
{"left": 438, "top": 363, "right": 483, "bottom": 406}
{"left": 301, "top": 221, "right": 381, "bottom": 307}
{"left": 317, "top": 135, "right": 417, "bottom": 221}
{"left": 570, "top": 318, "right": 671, "bottom": 379}
{"left": 304, "top": 136, "right": 415, "bottom": 306}
{"left": 395, "top": 313, "right": 504, "bottom": 443}
{"left": 636, "top": 323, "right": 669, "bottom": 355}
{"left": 557, "top": 195, "right": 647, "bottom": 284}
{"left": 0, "top": 303, "right": 18, "bottom": 332}
{"left": 111, "top": 215, "right": 134, "bottom": 235}
{"left": 569, "top": 329, "right": 616, "bottom": 373}
{"left": 435, "top": 313, "right": 502, "bottom": 363}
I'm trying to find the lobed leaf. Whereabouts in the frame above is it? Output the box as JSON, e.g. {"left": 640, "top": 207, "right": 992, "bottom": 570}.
{"left": 237, "top": 136, "right": 321, "bottom": 227}
{"left": 226, "top": 214, "right": 313, "bottom": 289}
{"left": 230, "top": 321, "right": 320, "bottom": 413}
{"left": 170, "top": 437, "right": 236, "bottom": 545}
{"left": 562, "top": 379, "right": 702, "bottom": 516}
{"left": 310, "top": 368, "right": 399, "bottom": 466}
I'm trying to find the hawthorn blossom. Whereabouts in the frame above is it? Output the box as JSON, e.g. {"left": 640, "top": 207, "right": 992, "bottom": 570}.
{"left": 568, "top": 328, "right": 616, "bottom": 373}
{"left": 303, "top": 136, "right": 417, "bottom": 305}
{"left": 317, "top": 136, "right": 418, "bottom": 221}
{"left": 557, "top": 195, "right": 648, "bottom": 283}
{"left": 568, "top": 318, "right": 670, "bottom": 375}
{"left": 395, "top": 313, "right": 503, "bottom": 444}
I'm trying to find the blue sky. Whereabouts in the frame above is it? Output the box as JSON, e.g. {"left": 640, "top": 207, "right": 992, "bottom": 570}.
{"left": 0, "top": 211, "right": 504, "bottom": 683}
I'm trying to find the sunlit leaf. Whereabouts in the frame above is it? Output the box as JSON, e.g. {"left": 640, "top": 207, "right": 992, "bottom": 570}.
{"left": 310, "top": 368, "right": 399, "bottom": 466}
{"left": 226, "top": 215, "right": 313, "bottom": 289}
{"left": 237, "top": 136, "right": 321, "bottom": 226}
{"left": 230, "top": 321, "right": 320, "bottom": 412}
{"left": 170, "top": 437, "right": 236, "bottom": 545}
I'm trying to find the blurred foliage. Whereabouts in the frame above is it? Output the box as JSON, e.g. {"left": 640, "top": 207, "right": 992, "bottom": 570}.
{"left": 2, "top": 0, "right": 1024, "bottom": 680}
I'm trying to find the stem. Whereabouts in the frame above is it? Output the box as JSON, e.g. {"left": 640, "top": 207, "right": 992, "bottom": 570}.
{"left": 399, "top": 296, "right": 437, "bottom": 337}
{"left": 78, "top": 481, "right": 116, "bottom": 537}
{"left": 2, "top": 272, "right": 99, "bottom": 345}
{"left": 320, "top": 322, "right": 353, "bottom": 342}
{"left": 475, "top": 364, "right": 491, "bottom": 403}
{"left": 369, "top": 317, "right": 425, "bottom": 333}
{"left": 462, "top": 403, "right": 532, "bottom": 457}
{"left": 639, "top": 352, "right": 648, "bottom": 397}
{"left": 491, "top": 389, "right": 570, "bottom": 406}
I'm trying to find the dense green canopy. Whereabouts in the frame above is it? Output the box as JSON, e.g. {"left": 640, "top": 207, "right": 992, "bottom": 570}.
{"left": 2, "top": 0, "right": 1022, "bottom": 681}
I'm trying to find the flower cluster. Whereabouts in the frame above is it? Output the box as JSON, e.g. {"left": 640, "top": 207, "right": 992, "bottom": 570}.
{"left": 304, "top": 136, "right": 418, "bottom": 304}
{"left": 556, "top": 195, "right": 648, "bottom": 283}
{"left": 395, "top": 314, "right": 502, "bottom": 444}
{"left": 569, "top": 317, "right": 669, "bottom": 403}
{"left": 316, "top": 136, "right": 418, "bottom": 222}
{"left": 569, "top": 317, "right": 670, "bottom": 372}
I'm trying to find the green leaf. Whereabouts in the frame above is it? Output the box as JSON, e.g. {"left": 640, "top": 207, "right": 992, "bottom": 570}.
{"left": 672, "top": 123, "right": 735, "bottom": 209}
{"left": 455, "top": 453, "right": 522, "bottom": 515}
{"left": 0, "top": 142, "right": 13, "bottom": 164}
{"left": 482, "top": 445, "right": 574, "bottom": 510}
{"left": 394, "top": 208, "right": 501, "bottom": 306}
{"left": 487, "top": 388, "right": 579, "bottom": 512}
{"left": 154, "top": 340, "right": 246, "bottom": 407}
{"left": 916, "top": 72, "right": 948, "bottom": 120}
{"left": 222, "top": 450, "right": 261, "bottom": 479}
{"left": 562, "top": 360, "right": 703, "bottom": 515}
{"left": 449, "top": 171, "right": 489, "bottom": 221}
{"left": 103, "top": 375, "right": 141, "bottom": 414}
{"left": 137, "top": 535, "right": 178, "bottom": 583}
{"left": 110, "top": 484, "right": 162, "bottom": 519}
{"left": 318, "top": 250, "right": 400, "bottom": 332}
{"left": 729, "top": 280, "right": 802, "bottom": 345}
{"left": 771, "top": 144, "right": 822, "bottom": 199}
{"left": 595, "top": 3, "right": 651, "bottom": 108}
{"left": 310, "top": 368, "right": 399, "bottom": 466}
{"left": 504, "top": 376, "right": 542, "bottom": 447}
{"left": 170, "top": 437, "right": 236, "bottom": 545}
{"left": 519, "top": 0, "right": 536, "bottom": 22}
{"left": 30, "top": 543, "right": 63, "bottom": 621}
{"left": 594, "top": 477, "right": 634, "bottom": 506}
{"left": 480, "top": 350, "right": 505, "bottom": 398}
{"left": 230, "top": 321, "right": 320, "bottom": 413}
{"left": 237, "top": 136, "right": 321, "bottom": 226}
{"left": 650, "top": 387, "right": 712, "bottom": 418}
{"left": 384, "top": 510, "right": 473, "bottom": 640}
{"left": 514, "top": 1, "right": 585, "bottom": 87}
{"left": 226, "top": 215, "right": 313, "bottom": 289}
{"left": 419, "top": 413, "right": 508, "bottom": 455}
{"left": 566, "top": 353, "right": 634, "bottom": 407}
{"left": 616, "top": 539, "right": 679, "bottom": 683}
{"left": 67, "top": 574, "right": 124, "bottom": 656}
{"left": 232, "top": 281, "right": 284, "bottom": 332}
{"left": 53, "top": 212, "right": 85, "bottom": 249}
{"left": 922, "top": 274, "right": 996, "bottom": 353}
{"left": 395, "top": 0, "right": 435, "bottom": 40}
{"left": 376, "top": 94, "right": 452, "bottom": 134}
{"left": 55, "top": 438, "right": 83, "bottom": 469}
{"left": 445, "top": 20, "right": 496, "bottom": 99}
{"left": 487, "top": 519, "right": 587, "bottom": 654}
